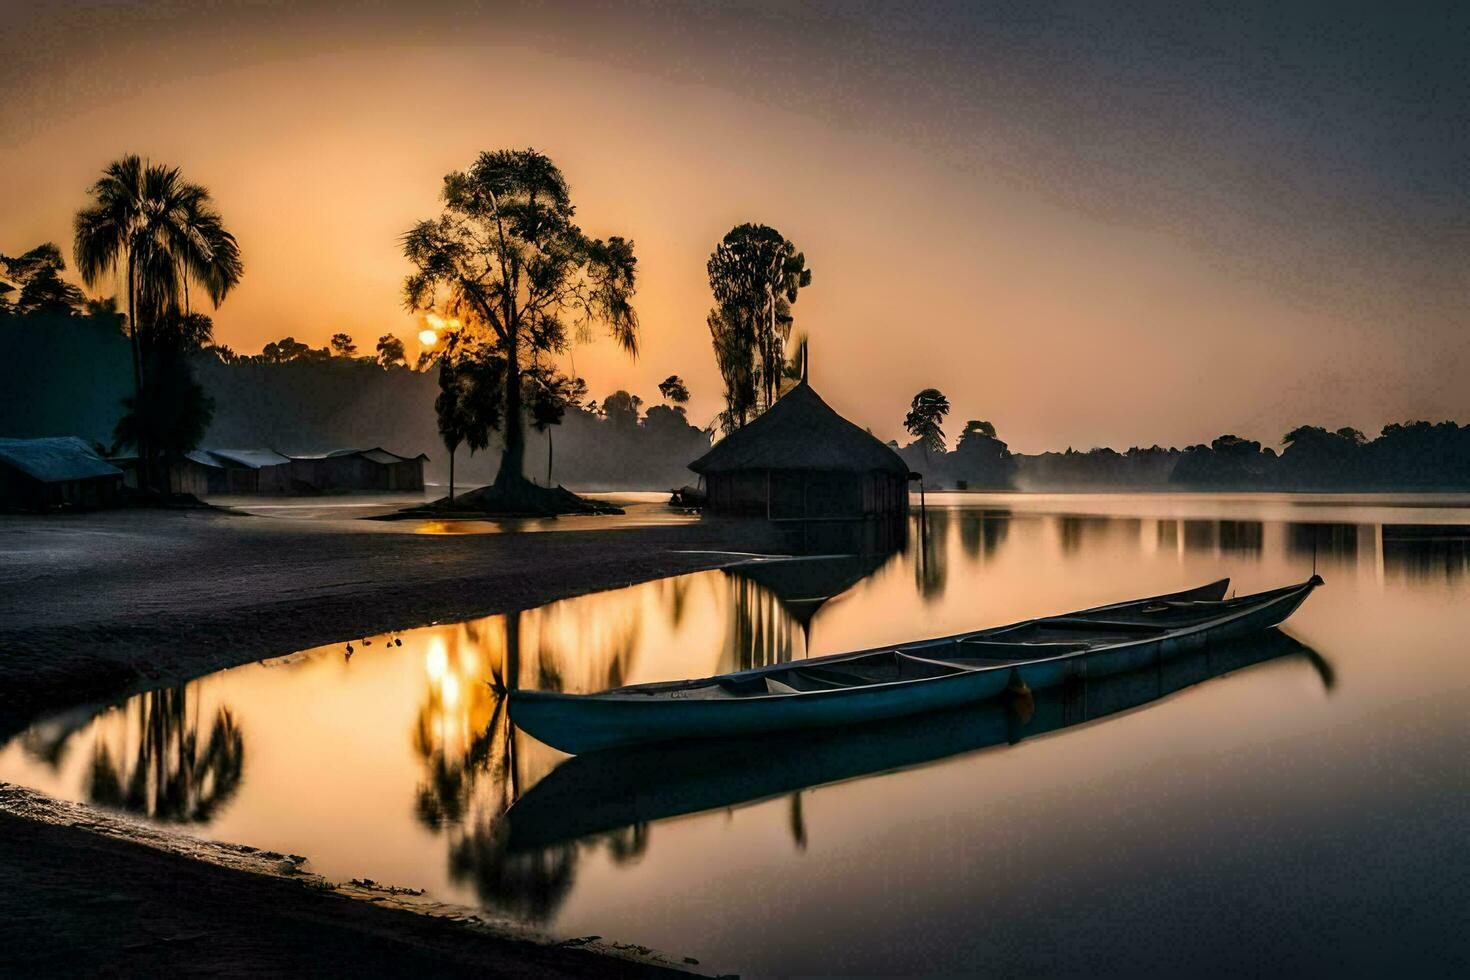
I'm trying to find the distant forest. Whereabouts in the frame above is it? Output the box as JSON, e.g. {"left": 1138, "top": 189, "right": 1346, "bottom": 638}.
{"left": 8, "top": 312, "right": 1470, "bottom": 494}
{"left": 898, "top": 427, "right": 1470, "bottom": 492}
{"left": 5, "top": 314, "right": 706, "bottom": 490}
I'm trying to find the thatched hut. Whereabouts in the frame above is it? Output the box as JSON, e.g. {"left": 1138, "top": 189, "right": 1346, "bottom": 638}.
{"left": 690, "top": 383, "right": 909, "bottom": 551}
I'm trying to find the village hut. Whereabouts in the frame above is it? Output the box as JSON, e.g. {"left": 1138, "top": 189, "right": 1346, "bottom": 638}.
{"left": 109, "top": 450, "right": 227, "bottom": 496}
{"left": 328, "top": 448, "right": 427, "bottom": 491}
{"left": 689, "top": 382, "right": 910, "bottom": 552}
{"left": 0, "top": 436, "right": 124, "bottom": 511}
{"left": 288, "top": 448, "right": 427, "bottom": 492}
{"left": 204, "top": 448, "right": 296, "bottom": 494}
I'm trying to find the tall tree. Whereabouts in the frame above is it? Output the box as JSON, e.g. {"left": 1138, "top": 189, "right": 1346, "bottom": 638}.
{"left": 376, "top": 333, "right": 406, "bottom": 367}
{"left": 708, "top": 305, "right": 757, "bottom": 432}
{"left": 403, "top": 149, "right": 639, "bottom": 502}
{"left": 0, "top": 244, "right": 85, "bottom": 315}
{"left": 435, "top": 331, "right": 506, "bottom": 501}
{"left": 74, "top": 156, "right": 242, "bottom": 490}
{"left": 329, "top": 332, "right": 357, "bottom": 357}
{"left": 706, "top": 223, "right": 811, "bottom": 416}
{"left": 904, "top": 388, "right": 951, "bottom": 463}
{"left": 525, "top": 367, "right": 586, "bottom": 486}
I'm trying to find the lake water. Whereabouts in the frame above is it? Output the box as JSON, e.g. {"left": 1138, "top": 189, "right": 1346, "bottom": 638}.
{"left": 3, "top": 493, "right": 1468, "bottom": 975}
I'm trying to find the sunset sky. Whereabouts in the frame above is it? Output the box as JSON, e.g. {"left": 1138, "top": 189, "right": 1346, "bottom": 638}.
{"left": 4, "top": 1, "right": 1466, "bottom": 452}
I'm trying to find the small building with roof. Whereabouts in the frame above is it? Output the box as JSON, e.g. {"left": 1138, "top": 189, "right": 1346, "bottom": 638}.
{"left": 0, "top": 436, "right": 125, "bottom": 511}
{"left": 204, "top": 448, "right": 296, "bottom": 494}
{"left": 287, "top": 447, "right": 427, "bottom": 492}
{"left": 689, "top": 382, "right": 910, "bottom": 551}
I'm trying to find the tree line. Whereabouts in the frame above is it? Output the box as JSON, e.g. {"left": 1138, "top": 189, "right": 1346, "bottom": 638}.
{"left": 888, "top": 385, "right": 1470, "bottom": 492}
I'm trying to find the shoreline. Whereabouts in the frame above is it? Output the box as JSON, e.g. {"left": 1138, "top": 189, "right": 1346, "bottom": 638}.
{"left": 0, "top": 507, "right": 771, "bottom": 736}
{"left": 0, "top": 783, "right": 706, "bottom": 977}
{"left": 0, "top": 506, "right": 772, "bottom": 976}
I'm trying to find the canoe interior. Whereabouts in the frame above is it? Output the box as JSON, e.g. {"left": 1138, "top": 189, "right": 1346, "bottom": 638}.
{"left": 611, "top": 579, "right": 1307, "bottom": 702}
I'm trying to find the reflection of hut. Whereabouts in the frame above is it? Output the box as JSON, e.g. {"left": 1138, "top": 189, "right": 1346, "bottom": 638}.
{"left": 0, "top": 436, "right": 124, "bottom": 511}
{"left": 727, "top": 554, "right": 890, "bottom": 638}
{"left": 204, "top": 449, "right": 295, "bottom": 494}
{"left": 690, "top": 383, "right": 909, "bottom": 552}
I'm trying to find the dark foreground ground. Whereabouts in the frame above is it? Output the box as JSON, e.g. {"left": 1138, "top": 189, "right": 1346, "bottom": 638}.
{"left": 0, "top": 785, "right": 693, "bottom": 977}
{"left": 0, "top": 504, "right": 764, "bottom": 976}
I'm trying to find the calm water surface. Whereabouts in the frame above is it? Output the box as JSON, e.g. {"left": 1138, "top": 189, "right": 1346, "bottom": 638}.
{"left": 4, "top": 493, "right": 1469, "bottom": 975}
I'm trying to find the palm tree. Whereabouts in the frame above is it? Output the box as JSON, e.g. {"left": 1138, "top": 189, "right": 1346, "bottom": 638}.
{"left": 74, "top": 155, "right": 242, "bottom": 490}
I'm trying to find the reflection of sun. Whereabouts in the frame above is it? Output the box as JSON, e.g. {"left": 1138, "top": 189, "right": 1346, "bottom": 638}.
{"left": 426, "top": 638, "right": 448, "bottom": 681}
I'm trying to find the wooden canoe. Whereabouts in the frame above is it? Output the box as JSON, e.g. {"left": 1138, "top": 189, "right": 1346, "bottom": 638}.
{"left": 508, "top": 575, "right": 1322, "bottom": 754}
{"left": 505, "top": 628, "right": 1326, "bottom": 851}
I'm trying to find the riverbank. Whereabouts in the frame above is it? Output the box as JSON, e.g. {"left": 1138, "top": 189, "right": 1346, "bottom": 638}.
{"left": 0, "top": 504, "right": 772, "bottom": 976}
{"left": 0, "top": 783, "right": 700, "bottom": 977}
{"left": 0, "top": 505, "right": 770, "bottom": 735}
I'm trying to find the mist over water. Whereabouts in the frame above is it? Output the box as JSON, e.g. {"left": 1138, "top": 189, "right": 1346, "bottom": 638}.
{"left": 3, "top": 493, "right": 1468, "bottom": 974}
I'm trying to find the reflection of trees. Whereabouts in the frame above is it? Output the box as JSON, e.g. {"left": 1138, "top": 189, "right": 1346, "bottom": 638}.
{"left": 958, "top": 508, "right": 1010, "bottom": 561}
{"left": 1382, "top": 525, "right": 1470, "bottom": 583}
{"left": 449, "top": 819, "right": 578, "bottom": 923}
{"left": 728, "top": 576, "right": 798, "bottom": 669}
{"left": 85, "top": 686, "right": 244, "bottom": 823}
{"left": 913, "top": 508, "right": 949, "bottom": 602}
{"left": 410, "top": 603, "right": 649, "bottom": 924}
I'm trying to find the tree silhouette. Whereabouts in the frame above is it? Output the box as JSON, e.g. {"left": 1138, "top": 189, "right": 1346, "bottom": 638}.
{"left": 708, "top": 305, "right": 757, "bottom": 432}
{"left": 0, "top": 244, "right": 84, "bottom": 315}
{"left": 657, "top": 374, "right": 690, "bottom": 409}
{"left": 435, "top": 331, "right": 506, "bottom": 500}
{"left": 375, "top": 333, "right": 406, "bottom": 367}
{"left": 904, "top": 388, "right": 951, "bottom": 462}
{"left": 74, "top": 156, "right": 241, "bottom": 492}
{"left": 525, "top": 367, "right": 586, "bottom": 486}
{"left": 706, "top": 223, "right": 811, "bottom": 419}
{"left": 403, "top": 149, "right": 639, "bottom": 507}
{"left": 329, "top": 332, "right": 357, "bottom": 357}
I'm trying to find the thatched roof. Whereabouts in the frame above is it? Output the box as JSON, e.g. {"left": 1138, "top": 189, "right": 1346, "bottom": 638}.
{"left": 0, "top": 437, "right": 122, "bottom": 484}
{"left": 690, "top": 383, "right": 907, "bottom": 475}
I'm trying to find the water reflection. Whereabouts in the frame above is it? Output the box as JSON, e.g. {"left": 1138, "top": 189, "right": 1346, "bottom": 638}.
{"left": 5, "top": 495, "right": 1470, "bottom": 974}
{"left": 22, "top": 686, "right": 245, "bottom": 823}
{"left": 957, "top": 507, "right": 1010, "bottom": 560}
{"left": 503, "top": 629, "right": 1328, "bottom": 855}
{"left": 1382, "top": 525, "right": 1470, "bottom": 582}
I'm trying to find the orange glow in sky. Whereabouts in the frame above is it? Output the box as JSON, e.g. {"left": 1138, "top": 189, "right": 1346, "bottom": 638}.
{"left": 2, "top": 3, "right": 1465, "bottom": 451}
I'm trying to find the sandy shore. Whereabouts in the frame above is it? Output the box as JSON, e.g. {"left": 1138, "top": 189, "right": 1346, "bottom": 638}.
{"left": 0, "top": 504, "right": 769, "bottom": 736}
{"left": 0, "top": 503, "right": 770, "bottom": 976}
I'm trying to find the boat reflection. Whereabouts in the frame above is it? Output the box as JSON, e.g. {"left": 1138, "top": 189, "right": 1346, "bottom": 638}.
{"left": 502, "top": 628, "right": 1330, "bottom": 854}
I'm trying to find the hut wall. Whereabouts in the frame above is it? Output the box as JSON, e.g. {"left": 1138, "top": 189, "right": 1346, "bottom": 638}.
{"left": 0, "top": 467, "right": 122, "bottom": 511}
{"left": 386, "top": 459, "right": 424, "bottom": 491}
{"left": 0, "top": 465, "right": 44, "bottom": 510}
{"left": 708, "top": 469, "right": 906, "bottom": 520}
{"left": 165, "top": 460, "right": 217, "bottom": 497}
{"left": 256, "top": 464, "right": 295, "bottom": 494}
{"left": 222, "top": 466, "right": 259, "bottom": 494}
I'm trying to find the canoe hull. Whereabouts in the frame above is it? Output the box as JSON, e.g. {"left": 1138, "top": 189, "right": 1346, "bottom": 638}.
{"left": 510, "top": 576, "right": 1319, "bottom": 754}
